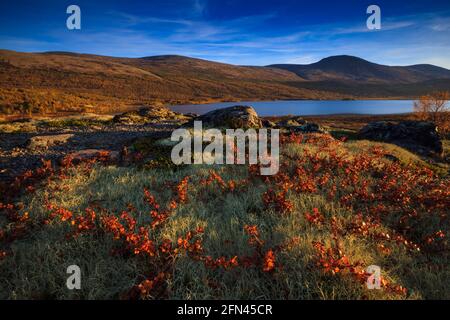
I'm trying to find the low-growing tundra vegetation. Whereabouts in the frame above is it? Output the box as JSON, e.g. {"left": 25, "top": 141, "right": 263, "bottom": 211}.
{"left": 0, "top": 132, "right": 448, "bottom": 300}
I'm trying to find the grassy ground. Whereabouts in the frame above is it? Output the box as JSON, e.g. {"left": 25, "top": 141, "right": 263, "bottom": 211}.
{"left": 0, "top": 114, "right": 115, "bottom": 133}
{"left": 0, "top": 133, "right": 448, "bottom": 300}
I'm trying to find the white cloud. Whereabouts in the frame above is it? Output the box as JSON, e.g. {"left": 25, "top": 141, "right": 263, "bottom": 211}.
{"left": 430, "top": 17, "right": 450, "bottom": 31}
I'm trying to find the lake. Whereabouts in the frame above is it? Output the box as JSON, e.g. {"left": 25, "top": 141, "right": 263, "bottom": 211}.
{"left": 169, "top": 100, "right": 414, "bottom": 116}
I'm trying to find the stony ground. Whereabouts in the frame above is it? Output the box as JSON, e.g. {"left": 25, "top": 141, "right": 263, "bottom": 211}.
{"left": 0, "top": 121, "right": 178, "bottom": 184}
{"left": 1, "top": 111, "right": 448, "bottom": 184}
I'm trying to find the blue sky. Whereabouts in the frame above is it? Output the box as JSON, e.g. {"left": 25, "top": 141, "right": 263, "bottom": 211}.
{"left": 1, "top": 0, "right": 450, "bottom": 67}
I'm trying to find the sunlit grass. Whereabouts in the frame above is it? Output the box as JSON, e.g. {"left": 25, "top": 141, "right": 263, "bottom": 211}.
{"left": 0, "top": 138, "right": 447, "bottom": 300}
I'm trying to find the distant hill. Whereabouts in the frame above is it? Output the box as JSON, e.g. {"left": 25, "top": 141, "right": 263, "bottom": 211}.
{"left": 1, "top": 50, "right": 450, "bottom": 115}
{"left": 268, "top": 55, "right": 450, "bottom": 84}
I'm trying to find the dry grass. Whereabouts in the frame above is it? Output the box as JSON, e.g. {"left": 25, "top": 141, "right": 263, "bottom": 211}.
{"left": 0, "top": 135, "right": 448, "bottom": 300}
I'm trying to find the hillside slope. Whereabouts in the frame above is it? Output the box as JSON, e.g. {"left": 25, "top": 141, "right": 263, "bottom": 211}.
{"left": 0, "top": 50, "right": 335, "bottom": 115}
{"left": 1, "top": 50, "right": 450, "bottom": 115}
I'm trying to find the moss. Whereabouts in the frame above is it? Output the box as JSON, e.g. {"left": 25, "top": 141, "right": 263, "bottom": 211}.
{"left": 0, "top": 121, "right": 37, "bottom": 133}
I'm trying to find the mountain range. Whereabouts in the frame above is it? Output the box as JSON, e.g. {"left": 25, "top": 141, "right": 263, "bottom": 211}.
{"left": 269, "top": 55, "right": 450, "bottom": 83}
{"left": 1, "top": 49, "right": 450, "bottom": 114}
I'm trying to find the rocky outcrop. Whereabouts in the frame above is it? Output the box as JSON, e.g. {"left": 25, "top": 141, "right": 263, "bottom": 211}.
{"left": 27, "top": 134, "right": 74, "bottom": 150}
{"left": 358, "top": 121, "right": 443, "bottom": 155}
{"left": 261, "top": 119, "right": 276, "bottom": 128}
{"left": 294, "top": 122, "right": 328, "bottom": 134}
{"left": 190, "top": 106, "right": 263, "bottom": 129}
{"left": 275, "top": 116, "right": 327, "bottom": 134}
{"left": 113, "top": 106, "right": 191, "bottom": 124}
{"left": 277, "top": 117, "right": 307, "bottom": 128}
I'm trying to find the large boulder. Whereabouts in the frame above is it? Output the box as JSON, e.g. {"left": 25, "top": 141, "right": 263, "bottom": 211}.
{"left": 358, "top": 121, "right": 443, "bottom": 155}
{"left": 191, "top": 106, "right": 262, "bottom": 129}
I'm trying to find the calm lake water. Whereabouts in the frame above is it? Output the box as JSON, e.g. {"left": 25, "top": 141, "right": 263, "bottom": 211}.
{"left": 169, "top": 100, "right": 414, "bottom": 116}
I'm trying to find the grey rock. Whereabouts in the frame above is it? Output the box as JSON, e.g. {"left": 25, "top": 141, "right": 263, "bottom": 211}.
{"left": 190, "top": 105, "right": 262, "bottom": 129}
{"left": 294, "top": 123, "right": 328, "bottom": 134}
{"left": 184, "top": 113, "right": 200, "bottom": 118}
{"left": 137, "top": 106, "right": 177, "bottom": 119}
{"left": 276, "top": 116, "right": 326, "bottom": 133}
{"left": 112, "top": 111, "right": 145, "bottom": 124}
{"left": 277, "top": 119, "right": 302, "bottom": 128}
{"left": 358, "top": 121, "right": 443, "bottom": 155}
{"left": 261, "top": 119, "right": 277, "bottom": 128}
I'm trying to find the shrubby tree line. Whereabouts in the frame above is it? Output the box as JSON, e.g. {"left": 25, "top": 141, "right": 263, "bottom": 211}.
{"left": 414, "top": 91, "right": 450, "bottom": 136}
